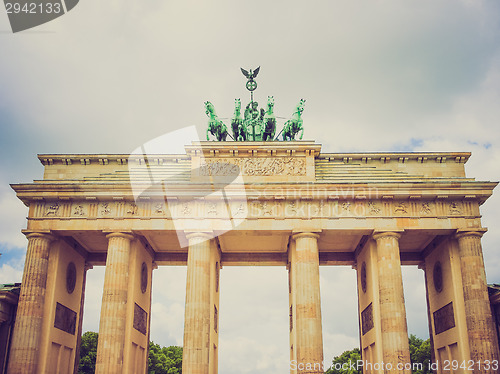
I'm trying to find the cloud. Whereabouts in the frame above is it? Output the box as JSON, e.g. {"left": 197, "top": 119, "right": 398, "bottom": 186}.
{"left": 0, "top": 186, "right": 28, "bottom": 250}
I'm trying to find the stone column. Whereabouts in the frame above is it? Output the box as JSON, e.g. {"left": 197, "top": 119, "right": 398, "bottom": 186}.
{"left": 7, "top": 232, "right": 54, "bottom": 374}
{"left": 96, "top": 232, "right": 135, "bottom": 374}
{"left": 291, "top": 232, "right": 323, "bottom": 374}
{"left": 373, "top": 231, "right": 411, "bottom": 373}
{"left": 182, "top": 232, "right": 213, "bottom": 374}
{"left": 455, "top": 229, "right": 500, "bottom": 370}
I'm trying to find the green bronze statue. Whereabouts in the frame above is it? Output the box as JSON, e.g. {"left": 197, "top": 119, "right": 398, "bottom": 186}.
{"left": 282, "top": 99, "right": 305, "bottom": 141}
{"left": 205, "top": 101, "right": 228, "bottom": 141}
{"left": 204, "top": 67, "right": 306, "bottom": 141}
{"left": 231, "top": 98, "right": 247, "bottom": 141}
{"left": 262, "top": 96, "right": 276, "bottom": 141}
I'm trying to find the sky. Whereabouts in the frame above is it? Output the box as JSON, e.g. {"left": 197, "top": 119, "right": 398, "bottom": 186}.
{"left": 1, "top": 1, "right": 500, "bottom": 373}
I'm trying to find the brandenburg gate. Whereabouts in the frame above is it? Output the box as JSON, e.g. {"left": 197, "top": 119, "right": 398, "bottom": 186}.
{"left": 6, "top": 139, "right": 500, "bottom": 373}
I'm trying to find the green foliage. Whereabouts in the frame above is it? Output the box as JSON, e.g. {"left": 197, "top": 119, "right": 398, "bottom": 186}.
{"left": 325, "top": 348, "right": 362, "bottom": 374}
{"left": 148, "top": 342, "right": 183, "bottom": 374}
{"left": 78, "top": 331, "right": 98, "bottom": 374}
{"left": 78, "top": 332, "right": 182, "bottom": 374}
{"left": 325, "top": 335, "right": 432, "bottom": 374}
{"left": 409, "top": 334, "right": 432, "bottom": 374}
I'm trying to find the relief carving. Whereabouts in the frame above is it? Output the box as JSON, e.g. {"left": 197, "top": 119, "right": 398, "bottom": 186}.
{"left": 232, "top": 203, "right": 246, "bottom": 217}
{"left": 73, "top": 205, "right": 85, "bottom": 216}
{"left": 54, "top": 302, "right": 77, "bottom": 335}
{"left": 361, "top": 303, "right": 374, "bottom": 335}
{"left": 449, "top": 201, "right": 462, "bottom": 215}
{"left": 287, "top": 201, "right": 298, "bottom": 216}
{"left": 181, "top": 202, "right": 191, "bottom": 216}
{"left": 394, "top": 202, "right": 408, "bottom": 214}
{"left": 207, "top": 202, "right": 218, "bottom": 216}
{"left": 126, "top": 203, "right": 138, "bottom": 215}
{"left": 420, "top": 202, "right": 432, "bottom": 215}
{"left": 101, "top": 203, "right": 111, "bottom": 215}
{"left": 45, "top": 203, "right": 60, "bottom": 216}
{"left": 259, "top": 201, "right": 274, "bottom": 216}
{"left": 341, "top": 202, "right": 351, "bottom": 215}
{"left": 133, "top": 303, "right": 148, "bottom": 335}
{"left": 433, "top": 302, "right": 455, "bottom": 334}
{"left": 200, "top": 157, "right": 306, "bottom": 176}
{"left": 368, "top": 201, "right": 381, "bottom": 215}
{"left": 154, "top": 203, "right": 165, "bottom": 214}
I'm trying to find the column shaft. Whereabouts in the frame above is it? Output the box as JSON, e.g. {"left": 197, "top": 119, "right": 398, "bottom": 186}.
{"left": 292, "top": 232, "right": 323, "bottom": 374}
{"left": 182, "top": 233, "right": 213, "bottom": 374}
{"left": 96, "top": 232, "right": 134, "bottom": 374}
{"left": 456, "top": 230, "right": 499, "bottom": 372}
{"left": 7, "top": 232, "right": 53, "bottom": 374}
{"left": 373, "top": 232, "right": 411, "bottom": 374}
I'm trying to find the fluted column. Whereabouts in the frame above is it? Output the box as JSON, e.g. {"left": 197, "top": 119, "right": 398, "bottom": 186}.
{"left": 7, "top": 232, "right": 54, "bottom": 374}
{"left": 96, "top": 232, "right": 134, "bottom": 374}
{"left": 182, "top": 232, "right": 213, "bottom": 374}
{"left": 373, "top": 231, "right": 411, "bottom": 373}
{"left": 291, "top": 232, "right": 323, "bottom": 374}
{"left": 455, "top": 229, "right": 499, "bottom": 371}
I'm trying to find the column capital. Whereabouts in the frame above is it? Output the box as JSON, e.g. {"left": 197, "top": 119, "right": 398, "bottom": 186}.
{"left": 291, "top": 230, "right": 321, "bottom": 241}
{"left": 185, "top": 231, "right": 214, "bottom": 241}
{"left": 105, "top": 231, "right": 135, "bottom": 241}
{"left": 372, "top": 230, "right": 404, "bottom": 241}
{"left": 455, "top": 228, "right": 487, "bottom": 240}
{"left": 22, "top": 230, "right": 55, "bottom": 242}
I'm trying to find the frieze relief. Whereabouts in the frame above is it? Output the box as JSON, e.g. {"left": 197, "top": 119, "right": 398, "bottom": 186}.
{"left": 29, "top": 198, "right": 476, "bottom": 220}
{"left": 199, "top": 157, "right": 306, "bottom": 176}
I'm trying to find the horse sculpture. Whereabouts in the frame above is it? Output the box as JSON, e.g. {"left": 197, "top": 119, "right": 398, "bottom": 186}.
{"left": 282, "top": 99, "right": 305, "bottom": 141}
{"left": 205, "top": 101, "right": 228, "bottom": 141}
{"left": 262, "top": 96, "right": 276, "bottom": 141}
{"left": 231, "top": 98, "right": 247, "bottom": 141}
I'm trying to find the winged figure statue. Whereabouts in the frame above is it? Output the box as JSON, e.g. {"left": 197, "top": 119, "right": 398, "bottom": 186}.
{"left": 240, "top": 66, "right": 260, "bottom": 80}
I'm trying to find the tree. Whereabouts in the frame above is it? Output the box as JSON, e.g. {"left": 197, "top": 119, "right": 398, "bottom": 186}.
{"left": 78, "top": 331, "right": 98, "bottom": 374}
{"left": 409, "top": 334, "right": 432, "bottom": 374}
{"left": 325, "top": 348, "right": 362, "bottom": 374}
{"left": 148, "top": 342, "right": 182, "bottom": 374}
{"left": 78, "top": 332, "right": 182, "bottom": 374}
{"left": 325, "top": 335, "right": 432, "bottom": 374}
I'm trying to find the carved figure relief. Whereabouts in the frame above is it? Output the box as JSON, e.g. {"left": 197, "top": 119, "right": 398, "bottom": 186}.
{"left": 260, "top": 201, "right": 273, "bottom": 216}
{"left": 449, "top": 202, "right": 462, "bottom": 215}
{"left": 101, "top": 203, "right": 111, "bottom": 215}
{"left": 133, "top": 303, "right": 148, "bottom": 335}
{"left": 66, "top": 262, "right": 76, "bottom": 294}
{"left": 181, "top": 203, "right": 191, "bottom": 216}
{"left": 73, "top": 205, "right": 85, "bottom": 216}
{"left": 207, "top": 203, "right": 218, "bottom": 216}
{"left": 361, "top": 303, "right": 374, "bottom": 335}
{"left": 287, "top": 201, "right": 298, "bottom": 216}
{"left": 368, "top": 202, "right": 381, "bottom": 215}
{"left": 433, "top": 302, "right": 455, "bottom": 335}
{"left": 154, "top": 203, "right": 164, "bottom": 214}
{"left": 54, "top": 302, "right": 77, "bottom": 335}
{"left": 232, "top": 203, "right": 246, "bottom": 217}
{"left": 420, "top": 202, "right": 432, "bottom": 215}
{"left": 394, "top": 202, "right": 408, "bottom": 214}
{"left": 361, "top": 262, "right": 367, "bottom": 293}
{"left": 341, "top": 202, "right": 351, "bottom": 215}
{"left": 200, "top": 157, "right": 306, "bottom": 176}
{"left": 45, "top": 203, "right": 60, "bottom": 216}
{"left": 140, "top": 262, "right": 148, "bottom": 294}
{"left": 433, "top": 262, "right": 443, "bottom": 293}
{"left": 127, "top": 203, "right": 138, "bottom": 215}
